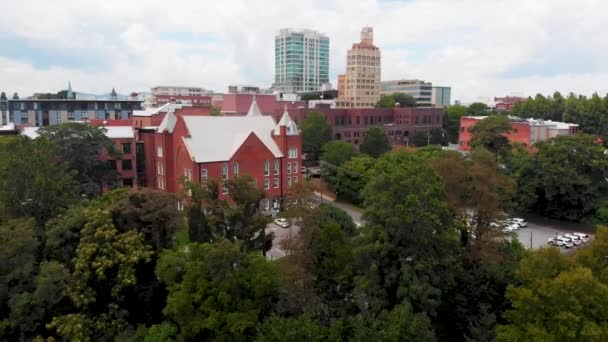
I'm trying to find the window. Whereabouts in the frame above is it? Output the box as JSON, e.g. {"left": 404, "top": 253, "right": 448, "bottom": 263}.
{"left": 274, "top": 160, "right": 280, "bottom": 175}
{"left": 19, "top": 102, "right": 25, "bottom": 110}
{"left": 222, "top": 163, "right": 228, "bottom": 180}
{"left": 288, "top": 147, "right": 298, "bottom": 159}
{"left": 123, "top": 178, "right": 133, "bottom": 188}
{"left": 222, "top": 182, "right": 228, "bottom": 194}
{"left": 287, "top": 162, "right": 291, "bottom": 174}
{"left": 122, "top": 159, "right": 132, "bottom": 170}
{"left": 184, "top": 168, "right": 192, "bottom": 181}
{"left": 108, "top": 160, "right": 117, "bottom": 170}
{"left": 274, "top": 178, "right": 279, "bottom": 188}
{"left": 287, "top": 177, "right": 292, "bottom": 188}
{"left": 294, "top": 162, "right": 298, "bottom": 173}
{"left": 264, "top": 160, "right": 270, "bottom": 176}
{"left": 68, "top": 112, "right": 75, "bottom": 121}
{"left": 115, "top": 103, "right": 121, "bottom": 110}
{"left": 514, "top": 128, "right": 519, "bottom": 135}
{"left": 264, "top": 179, "right": 270, "bottom": 189}
{"left": 200, "top": 169, "right": 208, "bottom": 182}
{"left": 157, "top": 146, "right": 163, "bottom": 157}
{"left": 293, "top": 176, "right": 298, "bottom": 184}
{"left": 122, "top": 143, "right": 131, "bottom": 154}
{"left": 233, "top": 163, "right": 239, "bottom": 176}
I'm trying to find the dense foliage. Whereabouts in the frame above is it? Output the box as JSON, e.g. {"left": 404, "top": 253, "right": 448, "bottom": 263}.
{"left": 2, "top": 115, "right": 608, "bottom": 340}
{"left": 300, "top": 111, "right": 332, "bottom": 160}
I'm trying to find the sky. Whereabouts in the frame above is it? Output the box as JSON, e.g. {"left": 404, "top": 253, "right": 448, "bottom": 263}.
{"left": 0, "top": 0, "right": 607, "bottom": 102}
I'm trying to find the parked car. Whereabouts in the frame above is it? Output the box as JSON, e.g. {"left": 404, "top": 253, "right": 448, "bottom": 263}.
{"left": 564, "top": 234, "right": 582, "bottom": 245}
{"left": 274, "top": 218, "right": 290, "bottom": 228}
{"left": 574, "top": 232, "right": 589, "bottom": 241}
{"left": 512, "top": 218, "right": 528, "bottom": 227}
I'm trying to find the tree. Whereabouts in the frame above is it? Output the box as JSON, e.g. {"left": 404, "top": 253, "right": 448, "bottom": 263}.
{"left": 321, "top": 141, "right": 357, "bottom": 193}
{"left": 375, "top": 95, "right": 396, "bottom": 108}
{"left": 0, "top": 137, "right": 78, "bottom": 224}
{"left": 412, "top": 131, "right": 429, "bottom": 147}
{"left": 156, "top": 240, "right": 280, "bottom": 340}
{"left": 336, "top": 154, "right": 375, "bottom": 204}
{"left": 511, "top": 134, "right": 608, "bottom": 221}
{"left": 300, "top": 112, "right": 332, "bottom": 160}
{"left": 443, "top": 105, "right": 468, "bottom": 144}
{"left": 355, "top": 151, "right": 460, "bottom": 316}
{"left": 469, "top": 115, "right": 512, "bottom": 160}
{"left": 256, "top": 316, "right": 328, "bottom": 341}
{"left": 497, "top": 245, "right": 608, "bottom": 341}
{"left": 38, "top": 122, "right": 118, "bottom": 197}
{"left": 392, "top": 93, "right": 417, "bottom": 107}
{"left": 49, "top": 209, "right": 153, "bottom": 341}
{"left": 359, "top": 127, "right": 391, "bottom": 158}
{"left": 209, "top": 105, "right": 222, "bottom": 116}
{"left": 0, "top": 92, "right": 7, "bottom": 100}
{"left": 467, "top": 102, "right": 488, "bottom": 115}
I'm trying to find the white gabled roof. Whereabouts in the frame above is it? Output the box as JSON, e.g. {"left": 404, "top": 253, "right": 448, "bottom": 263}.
{"left": 133, "top": 103, "right": 189, "bottom": 117}
{"left": 181, "top": 116, "right": 283, "bottom": 163}
{"left": 246, "top": 96, "right": 263, "bottom": 117}
{"left": 105, "top": 126, "right": 134, "bottom": 139}
{"left": 157, "top": 110, "right": 178, "bottom": 133}
{"left": 274, "top": 106, "right": 300, "bottom": 136}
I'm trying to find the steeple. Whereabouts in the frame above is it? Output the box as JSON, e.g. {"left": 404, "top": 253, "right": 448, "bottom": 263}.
{"left": 110, "top": 87, "right": 117, "bottom": 99}
{"left": 274, "top": 104, "right": 299, "bottom": 135}
{"left": 246, "top": 95, "right": 263, "bottom": 117}
{"left": 67, "top": 81, "right": 74, "bottom": 99}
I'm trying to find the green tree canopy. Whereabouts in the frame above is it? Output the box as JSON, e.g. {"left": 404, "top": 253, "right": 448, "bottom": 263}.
{"left": 469, "top": 115, "right": 512, "bottom": 160}
{"left": 359, "top": 127, "right": 391, "bottom": 158}
{"left": 511, "top": 134, "right": 608, "bottom": 221}
{"left": 156, "top": 240, "right": 280, "bottom": 340}
{"left": 375, "top": 95, "right": 396, "bottom": 108}
{"left": 321, "top": 141, "right": 357, "bottom": 194}
{"left": 300, "top": 112, "right": 332, "bottom": 160}
{"left": 443, "top": 105, "right": 468, "bottom": 144}
{"left": 467, "top": 102, "right": 489, "bottom": 115}
{"left": 38, "top": 122, "right": 118, "bottom": 197}
{"left": 392, "top": 93, "right": 417, "bottom": 107}
{"left": 0, "top": 137, "right": 78, "bottom": 223}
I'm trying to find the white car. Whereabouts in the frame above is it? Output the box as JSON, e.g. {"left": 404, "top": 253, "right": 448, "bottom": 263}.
{"left": 512, "top": 218, "right": 528, "bottom": 227}
{"left": 274, "top": 218, "right": 290, "bottom": 228}
{"left": 564, "top": 234, "right": 582, "bottom": 245}
{"left": 574, "top": 232, "right": 589, "bottom": 241}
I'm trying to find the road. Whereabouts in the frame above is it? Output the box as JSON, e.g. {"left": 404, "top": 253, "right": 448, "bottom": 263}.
{"left": 314, "top": 192, "right": 364, "bottom": 225}
{"left": 265, "top": 222, "right": 300, "bottom": 260}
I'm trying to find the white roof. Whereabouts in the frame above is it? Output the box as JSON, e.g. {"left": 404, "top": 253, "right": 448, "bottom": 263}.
{"left": 0, "top": 123, "right": 16, "bottom": 131}
{"left": 246, "top": 96, "right": 263, "bottom": 117}
{"left": 133, "top": 103, "right": 189, "bottom": 117}
{"left": 105, "top": 126, "right": 134, "bottom": 138}
{"left": 22, "top": 127, "right": 39, "bottom": 139}
{"left": 274, "top": 107, "right": 300, "bottom": 136}
{"left": 157, "top": 110, "right": 178, "bottom": 133}
{"left": 182, "top": 116, "right": 283, "bottom": 163}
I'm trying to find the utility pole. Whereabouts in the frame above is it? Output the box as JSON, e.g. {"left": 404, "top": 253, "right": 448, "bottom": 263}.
{"left": 530, "top": 231, "right": 533, "bottom": 250}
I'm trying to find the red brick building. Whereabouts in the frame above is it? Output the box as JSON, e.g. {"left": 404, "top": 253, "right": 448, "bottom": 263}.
{"left": 138, "top": 99, "right": 302, "bottom": 214}
{"left": 278, "top": 106, "right": 444, "bottom": 149}
{"left": 494, "top": 96, "right": 525, "bottom": 112}
{"left": 153, "top": 95, "right": 212, "bottom": 107}
{"left": 216, "top": 94, "right": 305, "bottom": 116}
{"left": 458, "top": 116, "right": 579, "bottom": 151}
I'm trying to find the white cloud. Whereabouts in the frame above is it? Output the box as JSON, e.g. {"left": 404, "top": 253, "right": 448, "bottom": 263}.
{"left": 0, "top": 0, "right": 606, "bottom": 101}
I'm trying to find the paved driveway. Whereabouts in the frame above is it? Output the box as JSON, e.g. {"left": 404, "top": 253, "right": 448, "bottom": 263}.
{"left": 265, "top": 222, "right": 300, "bottom": 260}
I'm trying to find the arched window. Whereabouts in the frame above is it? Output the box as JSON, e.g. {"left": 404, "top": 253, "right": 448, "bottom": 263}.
{"left": 264, "top": 160, "right": 270, "bottom": 176}
{"left": 222, "top": 163, "right": 228, "bottom": 180}
{"left": 233, "top": 162, "right": 239, "bottom": 175}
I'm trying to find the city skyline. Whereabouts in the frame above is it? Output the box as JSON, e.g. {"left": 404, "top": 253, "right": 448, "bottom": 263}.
{"left": 1, "top": 0, "right": 607, "bottom": 102}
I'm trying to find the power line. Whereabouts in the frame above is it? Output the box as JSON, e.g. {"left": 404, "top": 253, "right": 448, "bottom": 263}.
{"left": 318, "top": 160, "right": 371, "bottom": 179}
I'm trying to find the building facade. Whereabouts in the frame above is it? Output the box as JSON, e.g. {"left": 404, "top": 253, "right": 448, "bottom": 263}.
{"left": 432, "top": 86, "right": 451, "bottom": 107}
{"left": 494, "top": 96, "right": 526, "bottom": 112}
{"left": 275, "top": 105, "right": 443, "bottom": 149}
{"left": 380, "top": 79, "right": 433, "bottom": 106}
{"left": 458, "top": 116, "right": 580, "bottom": 151}
{"left": 340, "top": 27, "right": 381, "bottom": 108}
{"left": 138, "top": 100, "right": 302, "bottom": 214}
{"left": 273, "top": 29, "right": 330, "bottom": 94}
{"left": 0, "top": 97, "right": 142, "bottom": 127}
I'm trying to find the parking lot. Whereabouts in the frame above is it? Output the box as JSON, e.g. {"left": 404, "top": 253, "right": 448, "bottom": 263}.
{"left": 513, "top": 218, "right": 594, "bottom": 252}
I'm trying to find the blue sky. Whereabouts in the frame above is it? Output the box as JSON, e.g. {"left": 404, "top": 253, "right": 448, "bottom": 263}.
{"left": 0, "top": 0, "right": 606, "bottom": 102}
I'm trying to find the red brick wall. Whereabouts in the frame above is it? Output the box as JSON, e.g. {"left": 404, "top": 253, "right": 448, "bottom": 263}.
{"left": 458, "top": 117, "right": 533, "bottom": 150}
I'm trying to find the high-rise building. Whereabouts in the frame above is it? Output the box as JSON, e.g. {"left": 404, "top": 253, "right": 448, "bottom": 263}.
{"left": 432, "top": 86, "right": 451, "bottom": 107}
{"left": 274, "top": 29, "right": 330, "bottom": 94}
{"left": 381, "top": 79, "right": 433, "bottom": 106}
{"left": 340, "top": 27, "right": 381, "bottom": 108}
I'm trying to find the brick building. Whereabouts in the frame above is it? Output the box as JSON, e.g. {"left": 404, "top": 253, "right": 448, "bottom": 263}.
{"left": 276, "top": 105, "right": 443, "bottom": 149}
{"left": 494, "top": 96, "right": 526, "bottom": 112}
{"left": 216, "top": 93, "right": 305, "bottom": 116}
{"left": 138, "top": 100, "right": 302, "bottom": 214}
{"left": 458, "top": 116, "right": 579, "bottom": 151}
